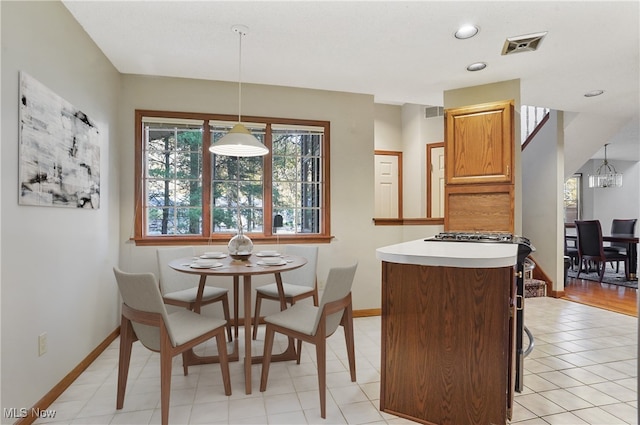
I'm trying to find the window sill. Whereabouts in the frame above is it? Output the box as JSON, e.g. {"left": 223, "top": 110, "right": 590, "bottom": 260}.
{"left": 373, "top": 217, "right": 444, "bottom": 226}
{"left": 131, "top": 234, "right": 334, "bottom": 246}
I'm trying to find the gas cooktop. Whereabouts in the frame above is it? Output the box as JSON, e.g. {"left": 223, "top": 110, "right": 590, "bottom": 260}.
{"left": 425, "top": 232, "right": 532, "bottom": 247}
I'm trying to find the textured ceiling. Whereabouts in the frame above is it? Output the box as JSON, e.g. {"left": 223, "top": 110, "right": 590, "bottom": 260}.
{"left": 62, "top": 1, "right": 639, "bottom": 160}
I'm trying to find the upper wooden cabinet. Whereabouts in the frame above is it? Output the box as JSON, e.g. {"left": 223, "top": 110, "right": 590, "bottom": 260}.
{"left": 445, "top": 100, "right": 514, "bottom": 185}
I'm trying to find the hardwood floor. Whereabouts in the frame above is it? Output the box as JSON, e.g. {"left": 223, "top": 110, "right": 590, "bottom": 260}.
{"left": 563, "top": 276, "right": 637, "bottom": 317}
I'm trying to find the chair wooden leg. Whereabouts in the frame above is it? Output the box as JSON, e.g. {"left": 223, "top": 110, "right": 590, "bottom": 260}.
{"left": 576, "top": 257, "right": 583, "bottom": 278}
{"left": 252, "top": 294, "right": 263, "bottom": 340}
{"left": 342, "top": 309, "right": 357, "bottom": 382}
{"left": 316, "top": 338, "right": 327, "bottom": 419}
{"left": 182, "top": 352, "right": 189, "bottom": 376}
{"left": 215, "top": 331, "right": 232, "bottom": 396}
{"left": 296, "top": 339, "right": 302, "bottom": 364}
{"left": 116, "top": 318, "right": 134, "bottom": 410}
{"left": 221, "top": 294, "right": 233, "bottom": 342}
{"left": 260, "top": 325, "right": 276, "bottom": 392}
{"left": 598, "top": 261, "right": 606, "bottom": 284}
{"left": 160, "top": 338, "right": 173, "bottom": 425}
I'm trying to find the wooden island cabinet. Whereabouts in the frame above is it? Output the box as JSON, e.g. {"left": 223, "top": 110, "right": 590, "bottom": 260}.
{"left": 376, "top": 239, "right": 518, "bottom": 425}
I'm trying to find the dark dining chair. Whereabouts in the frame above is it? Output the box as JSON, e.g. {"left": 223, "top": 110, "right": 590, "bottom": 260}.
{"left": 564, "top": 227, "right": 579, "bottom": 270}
{"left": 575, "top": 220, "right": 628, "bottom": 283}
{"left": 604, "top": 219, "right": 637, "bottom": 273}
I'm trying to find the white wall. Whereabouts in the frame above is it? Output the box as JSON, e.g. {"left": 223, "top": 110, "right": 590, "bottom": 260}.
{"left": 1, "top": 1, "right": 121, "bottom": 412}
{"left": 374, "top": 104, "right": 403, "bottom": 151}
{"left": 522, "top": 111, "right": 565, "bottom": 291}
{"left": 394, "top": 104, "right": 445, "bottom": 218}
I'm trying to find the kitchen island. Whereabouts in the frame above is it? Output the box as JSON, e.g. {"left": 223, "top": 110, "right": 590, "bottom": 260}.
{"left": 376, "top": 238, "right": 518, "bottom": 425}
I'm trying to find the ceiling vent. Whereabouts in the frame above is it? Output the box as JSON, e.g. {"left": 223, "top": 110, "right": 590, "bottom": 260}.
{"left": 501, "top": 31, "right": 547, "bottom": 55}
{"left": 425, "top": 106, "right": 444, "bottom": 119}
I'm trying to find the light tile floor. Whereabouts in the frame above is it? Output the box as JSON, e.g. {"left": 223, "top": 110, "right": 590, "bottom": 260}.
{"left": 38, "top": 297, "right": 637, "bottom": 424}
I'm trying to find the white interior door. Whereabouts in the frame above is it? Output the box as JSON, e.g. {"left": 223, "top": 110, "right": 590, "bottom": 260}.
{"left": 431, "top": 146, "right": 445, "bottom": 217}
{"left": 374, "top": 154, "right": 399, "bottom": 218}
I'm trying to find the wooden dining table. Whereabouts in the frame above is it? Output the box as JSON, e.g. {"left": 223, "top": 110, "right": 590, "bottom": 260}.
{"left": 565, "top": 233, "right": 638, "bottom": 281}
{"left": 168, "top": 253, "right": 307, "bottom": 394}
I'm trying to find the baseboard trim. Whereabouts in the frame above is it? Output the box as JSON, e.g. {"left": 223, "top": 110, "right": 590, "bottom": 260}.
{"left": 354, "top": 308, "right": 381, "bottom": 317}
{"left": 15, "top": 328, "right": 120, "bottom": 425}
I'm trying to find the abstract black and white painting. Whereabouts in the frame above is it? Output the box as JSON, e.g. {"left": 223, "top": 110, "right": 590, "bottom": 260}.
{"left": 19, "top": 72, "right": 100, "bottom": 208}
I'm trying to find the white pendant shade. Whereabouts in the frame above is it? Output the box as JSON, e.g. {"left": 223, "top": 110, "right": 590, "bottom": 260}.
{"left": 210, "top": 25, "right": 268, "bottom": 158}
{"left": 209, "top": 123, "right": 268, "bottom": 157}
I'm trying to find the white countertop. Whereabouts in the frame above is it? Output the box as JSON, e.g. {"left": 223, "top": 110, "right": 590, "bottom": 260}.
{"left": 376, "top": 238, "right": 518, "bottom": 268}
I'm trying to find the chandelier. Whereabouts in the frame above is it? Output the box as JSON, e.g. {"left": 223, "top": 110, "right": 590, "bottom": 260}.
{"left": 588, "top": 144, "right": 622, "bottom": 188}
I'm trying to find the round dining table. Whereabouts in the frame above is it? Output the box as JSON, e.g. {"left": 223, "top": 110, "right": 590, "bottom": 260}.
{"left": 168, "top": 253, "right": 307, "bottom": 394}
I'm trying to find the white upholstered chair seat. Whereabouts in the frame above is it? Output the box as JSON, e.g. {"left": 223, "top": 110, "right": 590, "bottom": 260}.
{"left": 163, "top": 286, "right": 228, "bottom": 305}
{"left": 252, "top": 245, "right": 319, "bottom": 340}
{"left": 264, "top": 304, "right": 319, "bottom": 336}
{"left": 256, "top": 282, "right": 316, "bottom": 299}
{"left": 167, "top": 310, "right": 228, "bottom": 346}
{"left": 157, "top": 247, "right": 233, "bottom": 342}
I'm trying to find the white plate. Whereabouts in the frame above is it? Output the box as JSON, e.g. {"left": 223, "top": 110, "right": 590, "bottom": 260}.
{"left": 190, "top": 262, "right": 223, "bottom": 269}
{"left": 256, "top": 251, "right": 281, "bottom": 257}
{"left": 200, "top": 253, "right": 227, "bottom": 259}
{"left": 257, "top": 260, "right": 286, "bottom": 266}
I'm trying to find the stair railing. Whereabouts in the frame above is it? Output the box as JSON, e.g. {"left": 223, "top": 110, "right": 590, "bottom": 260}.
{"left": 521, "top": 105, "right": 550, "bottom": 150}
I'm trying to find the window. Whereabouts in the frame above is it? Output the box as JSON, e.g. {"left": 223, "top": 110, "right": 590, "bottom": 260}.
{"left": 564, "top": 174, "right": 581, "bottom": 223}
{"left": 134, "top": 110, "right": 330, "bottom": 245}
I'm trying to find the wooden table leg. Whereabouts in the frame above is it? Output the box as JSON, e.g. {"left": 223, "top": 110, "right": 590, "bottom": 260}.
{"left": 234, "top": 276, "right": 240, "bottom": 338}
{"left": 244, "top": 275, "right": 253, "bottom": 394}
{"left": 182, "top": 339, "right": 239, "bottom": 366}
{"left": 194, "top": 275, "right": 207, "bottom": 314}
{"left": 183, "top": 274, "right": 239, "bottom": 370}
{"left": 627, "top": 242, "right": 637, "bottom": 280}
{"left": 250, "top": 272, "right": 297, "bottom": 365}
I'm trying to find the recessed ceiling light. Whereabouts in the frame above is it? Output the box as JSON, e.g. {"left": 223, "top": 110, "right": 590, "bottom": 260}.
{"left": 584, "top": 90, "right": 604, "bottom": 97}
{"left": 455, "top": 25, "right": 479, "bottom": 39}
{"left": 466, "top": 62, "right": 487, "bottom": 71}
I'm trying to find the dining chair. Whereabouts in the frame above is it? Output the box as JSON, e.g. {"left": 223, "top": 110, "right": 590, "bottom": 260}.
{"left": 564, "top": 227, "right": 579, "bottom": 271}
{"left": 260, "top": 262, "right": 358, "bottom": 419}
{"left": 604, "top": 219, "right": 637, "bottom": 272}
{"left": 157, "top": 247, "right": 233, "bottom": 341}
{"left": 113, "top": 268, "right": 232, "bottom": 425}
{"left": 252, "top": 245, "right": 319, "bottom": 340}
{"left": 575, "top": 220, "right": 628, "bottom": 283}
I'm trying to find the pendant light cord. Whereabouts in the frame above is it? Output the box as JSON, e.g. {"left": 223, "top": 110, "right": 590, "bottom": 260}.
{"left": 237, "top": 28, "right": 243, "bottom": 123}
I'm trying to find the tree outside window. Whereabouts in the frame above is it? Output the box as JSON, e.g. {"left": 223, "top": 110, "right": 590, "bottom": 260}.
{"left": 134, "top": 110, "right": 330, "bottom": 245}
{"left": 564, "top": 174, "right": 581, "bottom": 223}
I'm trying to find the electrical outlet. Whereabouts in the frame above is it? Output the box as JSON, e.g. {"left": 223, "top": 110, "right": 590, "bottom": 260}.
{"left": 38, "top": 332, "right": 47, "bottom": 356}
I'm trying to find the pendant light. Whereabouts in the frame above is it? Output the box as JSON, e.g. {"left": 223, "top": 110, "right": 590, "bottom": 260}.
{"left": 588, "top": 144, "right": 623, "bottom": 188}
{"left": 209, "top": 25, "right": 268, "bottom": 157}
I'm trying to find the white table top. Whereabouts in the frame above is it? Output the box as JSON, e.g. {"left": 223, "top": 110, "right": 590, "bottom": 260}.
{"left": 376, "top": 238, "right": 518, "bottom": 268}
